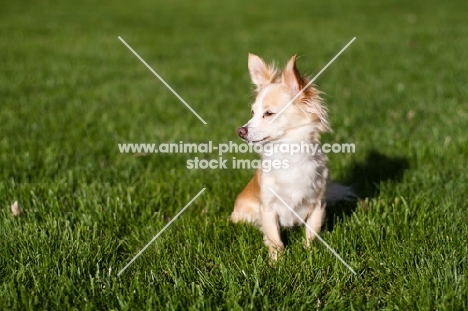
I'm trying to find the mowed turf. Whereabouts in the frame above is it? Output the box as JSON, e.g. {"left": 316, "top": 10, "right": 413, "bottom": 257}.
{"left": 1, "top": 0, "right": 467, "bottom": 309}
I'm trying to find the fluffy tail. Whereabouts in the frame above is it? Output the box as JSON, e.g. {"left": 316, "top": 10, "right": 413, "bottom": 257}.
{"left": 326, "top": 183, "right": 357, "bottom": 206}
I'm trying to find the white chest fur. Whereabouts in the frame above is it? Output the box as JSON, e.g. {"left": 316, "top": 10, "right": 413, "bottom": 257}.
{"left": 260, "top": 145, "right": 328, "bottom": 227}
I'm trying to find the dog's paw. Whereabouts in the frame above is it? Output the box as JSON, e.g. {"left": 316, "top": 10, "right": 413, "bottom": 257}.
{"left": 269, "top": 250, "right": 279, "bottom": 261}
{"left": 268, "top": 245, "right": 284, "bottom": 261}
{"left": 303, "top": 238, "right": 315, "bottom": 249}
{"left": 230, "top": 210, "right": 259, "bottom": 225}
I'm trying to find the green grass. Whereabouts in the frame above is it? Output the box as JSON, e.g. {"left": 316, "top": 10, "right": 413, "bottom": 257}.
{"left": 1, "top": 0, "right": 468, "bottom": 309}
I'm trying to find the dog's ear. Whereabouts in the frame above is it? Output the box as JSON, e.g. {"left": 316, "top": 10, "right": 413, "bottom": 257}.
{"left": 283, "top": 55, "right": 331, "bottom": 132}
{"left": 282, "top": 55, "right": 303, "bottom": 94}
{"left": 248, "top": 53, "right": 277, "bottom": 88}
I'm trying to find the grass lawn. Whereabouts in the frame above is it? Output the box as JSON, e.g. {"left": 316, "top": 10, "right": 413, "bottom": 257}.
{"left": 1, "top": 0, "right": 468, "bottom": 309}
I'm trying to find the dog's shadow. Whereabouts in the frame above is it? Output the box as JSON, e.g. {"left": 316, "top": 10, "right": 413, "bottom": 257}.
{"left": 325, "top": 150, "right": 409, "bottom": 231}
{"left": 280, "top": 151, "right": 409, "bottom": 245}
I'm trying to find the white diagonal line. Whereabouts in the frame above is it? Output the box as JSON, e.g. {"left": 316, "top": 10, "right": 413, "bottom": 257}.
{"left": 268, "top": 188, "right": 357, "bottom": 275}
{"left": 118, "top": 36, "right": 207, "bottom": 125}
{"left": 117, "top": 188, "right": 206, "bottom": 276}
{"left": 269, "top": 37, "right": 356, "bottom": 124}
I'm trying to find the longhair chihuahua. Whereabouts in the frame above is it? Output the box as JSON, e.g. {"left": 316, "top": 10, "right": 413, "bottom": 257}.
{"left": 231, "top": 54, "right": 341, "bottom": 259}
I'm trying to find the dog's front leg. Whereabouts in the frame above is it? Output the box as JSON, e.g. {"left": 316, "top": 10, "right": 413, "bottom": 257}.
{"left": 304, "top": 202, "right": 326, "bottom": 247}
{"left": 260, "top": 205, "right": 283, "bottom": 260}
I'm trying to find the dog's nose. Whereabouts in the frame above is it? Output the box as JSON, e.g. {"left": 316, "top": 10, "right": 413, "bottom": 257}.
{"left": 237, "top": 126, "right": 248, "bottom": 138}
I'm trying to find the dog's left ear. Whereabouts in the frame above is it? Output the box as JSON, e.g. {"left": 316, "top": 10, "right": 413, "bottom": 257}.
{"left": 282, "top": 55, "right": 303, "bottom": 94}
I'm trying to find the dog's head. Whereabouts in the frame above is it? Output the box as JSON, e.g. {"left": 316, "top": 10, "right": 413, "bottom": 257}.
{"left": 237, "top": 54, "right": 330, "bottom": 143}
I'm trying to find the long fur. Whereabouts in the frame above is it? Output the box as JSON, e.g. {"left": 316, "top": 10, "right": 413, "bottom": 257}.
{"left": 231, "top": 54, "right": 346, "bottom": 260}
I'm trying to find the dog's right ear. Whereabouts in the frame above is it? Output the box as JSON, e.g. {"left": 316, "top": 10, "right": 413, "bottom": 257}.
{"left": 248, "top": 53, "right": 277, "bottom": 89}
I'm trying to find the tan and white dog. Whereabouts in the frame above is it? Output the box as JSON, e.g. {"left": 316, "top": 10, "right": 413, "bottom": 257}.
{"left": 231, "top": 54, "right": 332, "bottom": 259}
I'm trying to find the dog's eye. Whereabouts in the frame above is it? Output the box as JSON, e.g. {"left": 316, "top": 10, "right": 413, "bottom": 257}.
{"left": 251, "top": 110, "right": 255, "bottom": 116}
{"left": 263, "top": 111, "right": 275, "bottom": 118}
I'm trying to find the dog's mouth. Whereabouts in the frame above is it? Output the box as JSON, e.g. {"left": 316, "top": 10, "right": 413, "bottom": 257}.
{"left": 248, "top": 136, "right": 270, "bottom": 143}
